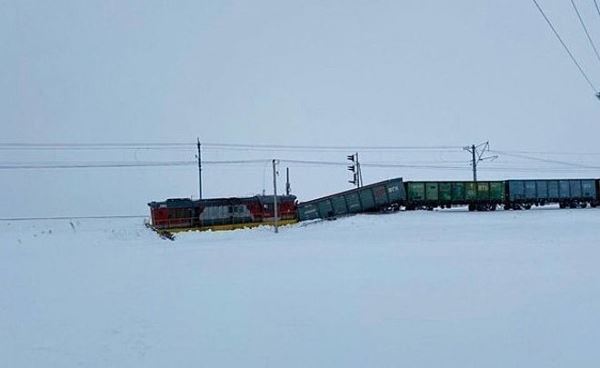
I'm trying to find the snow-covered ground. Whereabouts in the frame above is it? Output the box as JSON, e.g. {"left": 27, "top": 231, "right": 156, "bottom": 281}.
{"left": 2, "top": 208, "right": 600, "bottom": 367}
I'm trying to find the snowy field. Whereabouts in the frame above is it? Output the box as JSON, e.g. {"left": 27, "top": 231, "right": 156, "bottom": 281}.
{"left": 2, "top": 208, "right": 600, "bottom": 367}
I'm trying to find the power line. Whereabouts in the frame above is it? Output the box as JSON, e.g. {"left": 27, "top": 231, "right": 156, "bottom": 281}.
{"left": 532, "top": 0, "right": 598, "bottom": 92}
{"left": 595, "top": 0, "right": 600, "bottom": 21}
{"left": 2, "top": 156, "right": 599, "bottom": 173}
{"left": 202, "top": 143, "right": 462, "bottom": 151}
{"left": 493, "top": 149, "right": 600, "bottom": 156}
{"left": 571, "top": 0, "right": 600, "bottom": 65}
{"left": 490, "top": 150, "right": 600, "bottom": 169}
{"left": 5, "top": 141, "right": 600, "bottom": 157}
{"left": 0, "top": 142, "right": 463, "bottom": 152}
{"left": 0, "top": 159, "right": 270, "bottom": 170}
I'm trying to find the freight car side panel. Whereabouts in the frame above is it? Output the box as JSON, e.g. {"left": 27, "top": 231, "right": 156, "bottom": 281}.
{"left": 536, "top": 181, "right": 548, "bottom": 199}
{"left": 331, "top": 196, "right": 348, "bottom": 215}
{"left": 465, "top": 182, "right": 477, "bottom": 201}
{"left": 570, "top": 180, "right": 582, "bottom": 198}
{"left": 297, "top": 203, "right": 319, "bottom": 220}
{"left": 439, "top": 183, "right": 452, "bottom": 202}
{"left": 426, "top": 183, "right": 439, "bottom": 201}
{"left": 477, "top": 182, "right": 490, "bottom": 201}
{"left": 508, "top": 181, "right": 524, "bottom": 201}
{"left": 317, "top": 200, "right": 334, "bottom": 218}
{"left": 548, "top": 181, "right": 559, "bottom": 198}
{"left": 582, "top": 180, "right": 596, "bottom": 198}
{"left": 490, "top": 182, "right": 505, "bottom": 201}
{"left": 373, "top": 185, "right": 389, "bottom": 206}
{"left": 525, "top": 181, "right": 536, "bottom": 198}
{"left": 345, "top": 193, "right": 362, "bottom": 213}
{"left": 386, "top": 181, "right": 405, "bottom": 203}
{"left": 407, "top": 182, "right": 425, "bottom": 201}
{"left": 559, "top": 180, "right": 570, "bottom": 198}
{"left": 452, "top": 182, "right": 466, "bottom": 201}
{"left": 359, "top": 189, "right": 375, "bottom": 210}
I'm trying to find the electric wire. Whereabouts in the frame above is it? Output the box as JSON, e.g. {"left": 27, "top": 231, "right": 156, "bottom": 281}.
{"left": 490, "top": 150, "right": 600, "bottom": 169}
{"left": 0, "top": 142, "right": 464, "bottom": 152}
{"left": 4, "top": 142, "right": 600, "bottom": 157}
{"left": 0, "top": 159, "right": 271, "bottom": 170}
{"left": 532, "top": 0, "right": 598, "bottom": 92}
{"left": 571, "top": 0, "right": 600, "bottom": 65}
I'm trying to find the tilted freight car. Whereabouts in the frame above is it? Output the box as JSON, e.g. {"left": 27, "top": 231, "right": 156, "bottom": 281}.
{"left": 505, "top": 179, "right": 598, "bottom": 209}
{"left": 297, "top": 177, "right": 406, "bottom": 221}
{"left": 405, "top": 181, "right": 505, "bottom": 211}
{"left": 148, "top": 195, "right": 297, "bottom": 233}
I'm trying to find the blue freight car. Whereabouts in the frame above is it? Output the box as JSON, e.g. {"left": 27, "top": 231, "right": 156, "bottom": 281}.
{"left": 297, "top": 177, "right": 406, "bottom": 221}
{"left": 506, "top": 179, "right": 598, "bottom": 209}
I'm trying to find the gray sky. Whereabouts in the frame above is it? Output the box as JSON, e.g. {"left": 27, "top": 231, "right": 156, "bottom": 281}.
{"left": 2, "top": 0, "right": 600, "bottom": 218}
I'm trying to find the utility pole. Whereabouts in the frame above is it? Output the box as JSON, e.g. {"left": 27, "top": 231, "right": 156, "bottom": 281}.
{"left": 470, "top": 144, "right": 477, "bottom": 181}
{"left": 285, "top": 167, "right": 291, "bottom": 196}
{"left": 196, "top": 138, "right": 202, "bottom": 199}
{"left": 463, "top": 141, "right": 498, "bottom": 182}
{"left": 272, "top": 159, "right": 279, "bottom": 233}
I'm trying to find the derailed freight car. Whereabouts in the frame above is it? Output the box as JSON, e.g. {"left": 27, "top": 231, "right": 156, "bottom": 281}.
{"left": 405, "top": 181, "right": 505, "bottom": 211}
{"left": 297, "top": 177, "right": 406, "bottom": 221}
{"left": 505, "top": 179, "right": 598, "bottom": 209}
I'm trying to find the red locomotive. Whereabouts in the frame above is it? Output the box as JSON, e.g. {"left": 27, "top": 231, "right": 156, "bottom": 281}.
{"left": 148, "top": 195, "right": 297, "bottom": 233}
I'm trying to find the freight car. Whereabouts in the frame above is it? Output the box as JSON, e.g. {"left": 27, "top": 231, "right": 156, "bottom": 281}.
{"left": 505, "top": 179, "right": 598, "bottom": 209}
{"left": 297, "top": 177, "right": 406, "bottom": 221}
{"left": 148, "top": 195, "right": 297, "bottom": 233}
{"left": 405, "top": 181, "right": 505, "bottom": 211}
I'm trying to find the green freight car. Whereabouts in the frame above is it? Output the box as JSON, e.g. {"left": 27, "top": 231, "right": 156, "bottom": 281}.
{"left": 297, "top": 178, "right": 406, "bottom": 221}
{"left": 405, "top": 181, "right": 505, "bottom": 211}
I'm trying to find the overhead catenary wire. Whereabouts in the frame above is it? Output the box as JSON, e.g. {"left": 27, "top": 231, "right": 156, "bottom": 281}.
{"left": 0, "top": 159, "right": 271, "bottom": 170}
{"left": 2, "top": 155, "right": 600, "bottom": 173}
{"left": 571, "top": 0, "right": 600, "bottom": 65}
{"left": 5, "top": 141, "right": 600, "bottom": 157}
{"left": 490, "top": 150, "right": 600, "bottom": 169}
{"left": 0, "top": 142, "right": 464, "bottom": 152}
{"left": 532, "top": 0, "right": 598, "bottom": 92}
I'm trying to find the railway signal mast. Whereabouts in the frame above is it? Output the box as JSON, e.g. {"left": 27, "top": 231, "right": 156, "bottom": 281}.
{"left": 196, "top": 138, "right": 202, "bottom": 199}
{"left": 272, "top": 159, "right": 279, "bottom": 233}
{"left": 347, "top": 153, "right": 363, "bottom": 188}
{"left": 464, "top": 141, "right": 498, "bottom": 182}
{"left": 285, "top": 167, "right": 291, "bottom": 196}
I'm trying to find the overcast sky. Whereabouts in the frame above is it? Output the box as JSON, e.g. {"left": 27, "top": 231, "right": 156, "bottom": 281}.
{"left": 2, "top": 0, "right": 600, "bottom": 218}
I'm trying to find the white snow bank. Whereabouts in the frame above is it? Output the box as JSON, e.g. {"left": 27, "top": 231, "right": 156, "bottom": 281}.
{"left": 1, "top": 208, "right": 600, "bottom": 367}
